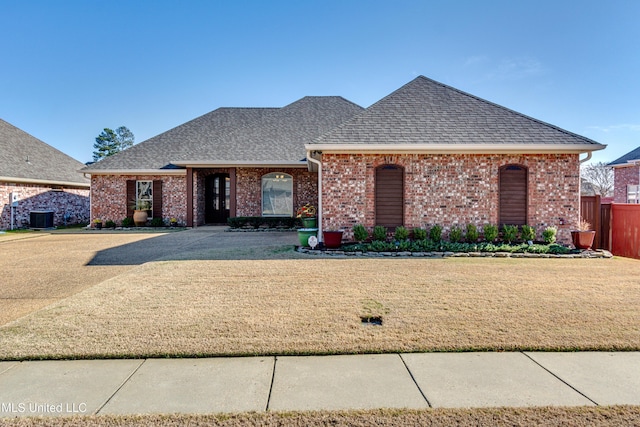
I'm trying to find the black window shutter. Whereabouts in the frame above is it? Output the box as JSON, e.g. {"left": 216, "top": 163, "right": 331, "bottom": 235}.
{"left": 126, "top": 180, "right": 135, "bottom": 218}
{"left": 153, "top": 180, "right": 163, "bottom": 219}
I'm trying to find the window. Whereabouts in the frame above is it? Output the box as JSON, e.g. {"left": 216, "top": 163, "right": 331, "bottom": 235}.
{"left": 627, "top": 185, "right": 640, "bottom": 204}
{"left": 262, "top": 173, "right": 293, "bottom": 216}
{"left": 136, "top": 180, "right": 153, "bottom": 217}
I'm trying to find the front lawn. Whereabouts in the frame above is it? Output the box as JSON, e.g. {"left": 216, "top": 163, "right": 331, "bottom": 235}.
{"left": 1, "top": 256, "right": 638, "bottom": 360}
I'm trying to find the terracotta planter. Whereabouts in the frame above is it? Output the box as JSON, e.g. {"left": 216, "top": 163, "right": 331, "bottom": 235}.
{"left": 297, "top": 228, "right": 318, "bottom": 247}
{"left": 571, "top": 230, "right": 596, "bottom": 250}
{"left": 301, "top": 217, "right": 317, "bottom": 228}
{"left": 323, "top": 230, "right": 344, "bottom": 249}
{"left": 133, "top": 210, "right": 149, "bottom": 227}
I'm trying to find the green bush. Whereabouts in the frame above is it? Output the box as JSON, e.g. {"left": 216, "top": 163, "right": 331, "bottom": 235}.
{"left": 372, "top": 226, "right": 387, "bottom": 242}
{"left": 465, "top": 224, "right": 479, "bottom": 242}
{"left": 542, "top": 226, "right": 557, "bottom": 244}
{"left": 412, "top": 227, "right": 427, "bottom": 240}
{"left": 150, "top": 217, "right": 165, "bottom": 227}
{"left": 227, "top": 217, "right": 298, "bottom": 229}
{"left": 429, "top": 224, "right": 442, "bottom": 242}
{"left": 121, "top": 217, "right": 134, "bottom": 228}
{"left": 353, "top": 224, "right": 369, "bottom": 242}
{"left": 502, "top": 224, "right": 519, "bottom": 243}
{"left": 483, "top": 224, "right": 498, "bottom": 242}
{"left": 394, "top": 226, "right": 409, "bottom": 241}
{"left": 105, "top": 220, "right": 116, "bottom": 229}
{"left": 449, "top": 226, "right": 463, "bottom": 243}
{"left": 521, "top": 225, "right": 536, "bottom": 242}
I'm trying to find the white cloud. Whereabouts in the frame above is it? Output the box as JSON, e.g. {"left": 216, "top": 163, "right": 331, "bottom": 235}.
{"left": 463, "top": 55, "right": 545, "bottom": 81}
{"left": 587, "top": 124, "right": 640, "bottom": 133}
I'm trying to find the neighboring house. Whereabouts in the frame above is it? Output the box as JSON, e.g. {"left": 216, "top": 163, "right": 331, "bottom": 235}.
{"left": 82, "top": 76, "right": 605, "bottom": 244}
{"left": 0, "top": 119, "right": 90, "bottom": 230}
{"left": 608, "top": 146, "right": 640, "bottom": 203}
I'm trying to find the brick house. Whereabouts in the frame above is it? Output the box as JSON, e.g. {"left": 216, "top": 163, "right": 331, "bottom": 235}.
{"left": 82, "top": 76, "right": 605, "bottom": 244}
{"left": 608, "top": 146, "right": 640, "bottom": 203}
{"left": 0, "top": 119, "right": 90, "bottom": 230}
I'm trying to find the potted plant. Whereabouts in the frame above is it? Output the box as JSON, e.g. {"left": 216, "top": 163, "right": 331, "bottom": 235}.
{"left": 571, "top": 219, "right": 596, "bottom": 250}
{"left": 323, "top": 230, "right": 344, "bottom": 249}
{"left": 131, "top": 200, "right": 151, "bottom": 227}
{"left": 296, "top": 203, "right": 317, "bottom": 228}
{"left": 93, "top": 218, "right": 103, "bottom": 229}
{"left": 170, "top": 218, "right": 178, "bottom": 227}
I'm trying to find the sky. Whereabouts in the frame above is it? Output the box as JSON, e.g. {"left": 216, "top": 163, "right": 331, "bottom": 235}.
{"left": 2, "top": 0, "right": 639, "bottom": 165}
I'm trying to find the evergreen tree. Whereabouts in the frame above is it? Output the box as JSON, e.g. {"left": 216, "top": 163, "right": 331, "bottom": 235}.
{"left": 92, "top": 126, "right": 135, "bottom": 161}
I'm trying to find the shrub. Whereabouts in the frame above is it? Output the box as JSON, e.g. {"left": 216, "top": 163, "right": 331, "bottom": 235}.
{"left": 449, "top": 226, "right": 463, "bottom": 243}
{"left": 372, "top": 226, "right": 387, "bottom": 242}
{"left": 394, "top": 226, "right": 409, "bottom": 241}
{"left": 542, "top": 226, "right": 557, "bottom": 244}
{"left": 121, "top": 217, "right": 134, "bottom": 228}
{"left": 483, "top": 224, "right": 498, "bottom": 242}
{"left": 150, "top": 217, "right": 165, "bottom": 227}
{"left": 227, "top": 217, "right": 298, "bottom": 229}
{"left": 105, "top": 220, "right": 116, "bottom": 229}
{"left": 521, "top": 225, "right": 536, "bottom": 242}
{"left": 502, "top": 224, "right": 519, "bottom": 243}
{"left": 412, "top": 227, "right": 427, "bottom": 240}
{"left": 353, "top": 224, "right": 369, "bottom": 242}
{"left": 429, "top": 224, "right": 443, "bottom": 242}
{"left": 465, "top": 224, "right": 479, "bottom": 242}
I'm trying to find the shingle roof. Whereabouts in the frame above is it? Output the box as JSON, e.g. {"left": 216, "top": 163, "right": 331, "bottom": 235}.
{"left": 83, "top": 96, "right": 363, "bottom": 171}
{"left": 608, "top": 146, "right": 640, "bottom": 166}
{"left": 0, "top": 119, "right": 89, "bottom": 186}
{"left": 82, "top": 107, "right": 279, "bottom": 171}
{"left": 311, "top": 76, "right": 606, "bottom": 151}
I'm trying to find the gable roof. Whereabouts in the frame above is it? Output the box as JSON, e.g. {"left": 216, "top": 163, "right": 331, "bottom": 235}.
{"left": 309, "top": 76, "right": 606, "bottom": 154}
{"left": 83, "top": 96, "right": 363, "bottom": 173}
{"left": 608, "top": 146, "right": 640, "bottom": 167}
{"left": 0, "top": 119, "right": 89, "bottom": 187}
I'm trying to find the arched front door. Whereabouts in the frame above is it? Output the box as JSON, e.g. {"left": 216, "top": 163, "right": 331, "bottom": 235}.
{"left": 375, "top": 164, "right": 404, "bottom": 227}
{"left": 499, "top": 165, "right": 528, "bottom": 226}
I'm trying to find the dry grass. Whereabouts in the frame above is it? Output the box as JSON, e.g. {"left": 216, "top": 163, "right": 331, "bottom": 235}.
{"left": 1, "top": 255, "right": 638, "bottom": 359}
{"left": 0, "top": 233, "right": 159, "bottom": 325}
{"left": 1, "top": 407, "right": 640, "bottom": 427}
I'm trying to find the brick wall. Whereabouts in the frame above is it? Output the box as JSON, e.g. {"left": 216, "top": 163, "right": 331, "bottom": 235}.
{"left": 235, "top": 168, "right": 317, "bottom": 217}
{"left": 321, "top": 153, "right": 580, "bottom": 244}
{"left": 612, "top": 165, "right": 639, "bottom": 203}
{"left": 91, "top": 175, "right": 187, "bottom": 225}
{"left": 1, "top": 182, "right": 89, "bottom": 230}
{"left": 90, "top": 169, "right": 318, "bottom": 227}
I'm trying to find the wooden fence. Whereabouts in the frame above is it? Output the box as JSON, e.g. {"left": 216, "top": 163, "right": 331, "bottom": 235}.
{"left": 581, "top": 196, "right": 640, "bottom": 259}
{"left": 610, "top": 204, "right": 640, "bottom": 260}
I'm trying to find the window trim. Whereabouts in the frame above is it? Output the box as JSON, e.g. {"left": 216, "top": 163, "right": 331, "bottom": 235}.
{"left": 136, "top": 180, "right": 154, "bottom": 219}
{"left": 261, "top": 172, "right": 293, "bottom": 217}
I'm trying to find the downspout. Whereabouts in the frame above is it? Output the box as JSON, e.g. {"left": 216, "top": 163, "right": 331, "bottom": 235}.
{"left": 579, "top": 152, "right": 592, "bottom": 164}
{"left": 306, "top": 151, "right": 323, "bottom": 243}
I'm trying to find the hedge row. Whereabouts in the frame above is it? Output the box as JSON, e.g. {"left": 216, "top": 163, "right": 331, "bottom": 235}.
{"left": 227, "top": 216, "right": 299, "bottom": 229}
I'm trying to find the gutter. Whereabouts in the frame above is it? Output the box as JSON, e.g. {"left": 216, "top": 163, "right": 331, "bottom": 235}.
{"left": 306, "top": 151, "right": 323, "bottom": 243}
{"left": 304, "top": 143, "right": 607, "bottom": 155}
{"left": 0, "top": 176, "right": 90, "bottom": 188}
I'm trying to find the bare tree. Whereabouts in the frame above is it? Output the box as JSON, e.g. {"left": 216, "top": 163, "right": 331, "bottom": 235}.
{"left": 581, "top": 161, "right": 614, "bottom": 196}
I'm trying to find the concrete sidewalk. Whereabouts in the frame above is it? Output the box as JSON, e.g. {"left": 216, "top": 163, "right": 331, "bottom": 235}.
{"left": 0, "top": 352, "right": 638, "bottom": 417}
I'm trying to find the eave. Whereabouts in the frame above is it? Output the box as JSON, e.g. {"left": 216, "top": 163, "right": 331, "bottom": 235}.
{"left": 0, "top": 176, "right": 90, "bottom": 188}
{"left": 305, "top": 143, "right": 606, "bottom": 155}
{"left": 80, "top": 169, "right": 187, "bottom": 176}
{"left": 170, "top": 160, "right": 308, "bottom": 168}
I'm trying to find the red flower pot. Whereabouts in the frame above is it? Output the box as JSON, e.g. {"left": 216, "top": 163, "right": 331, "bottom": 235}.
{"left": 323, "top": 230, "right": 344, "bottom": 249}
{"left": 571, "top": 230, "right": 596, "bottom": 250}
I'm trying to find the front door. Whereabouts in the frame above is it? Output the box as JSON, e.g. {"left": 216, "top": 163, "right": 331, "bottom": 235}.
{"left": 205, "top": 174, "right": 230, "bottom": 224}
